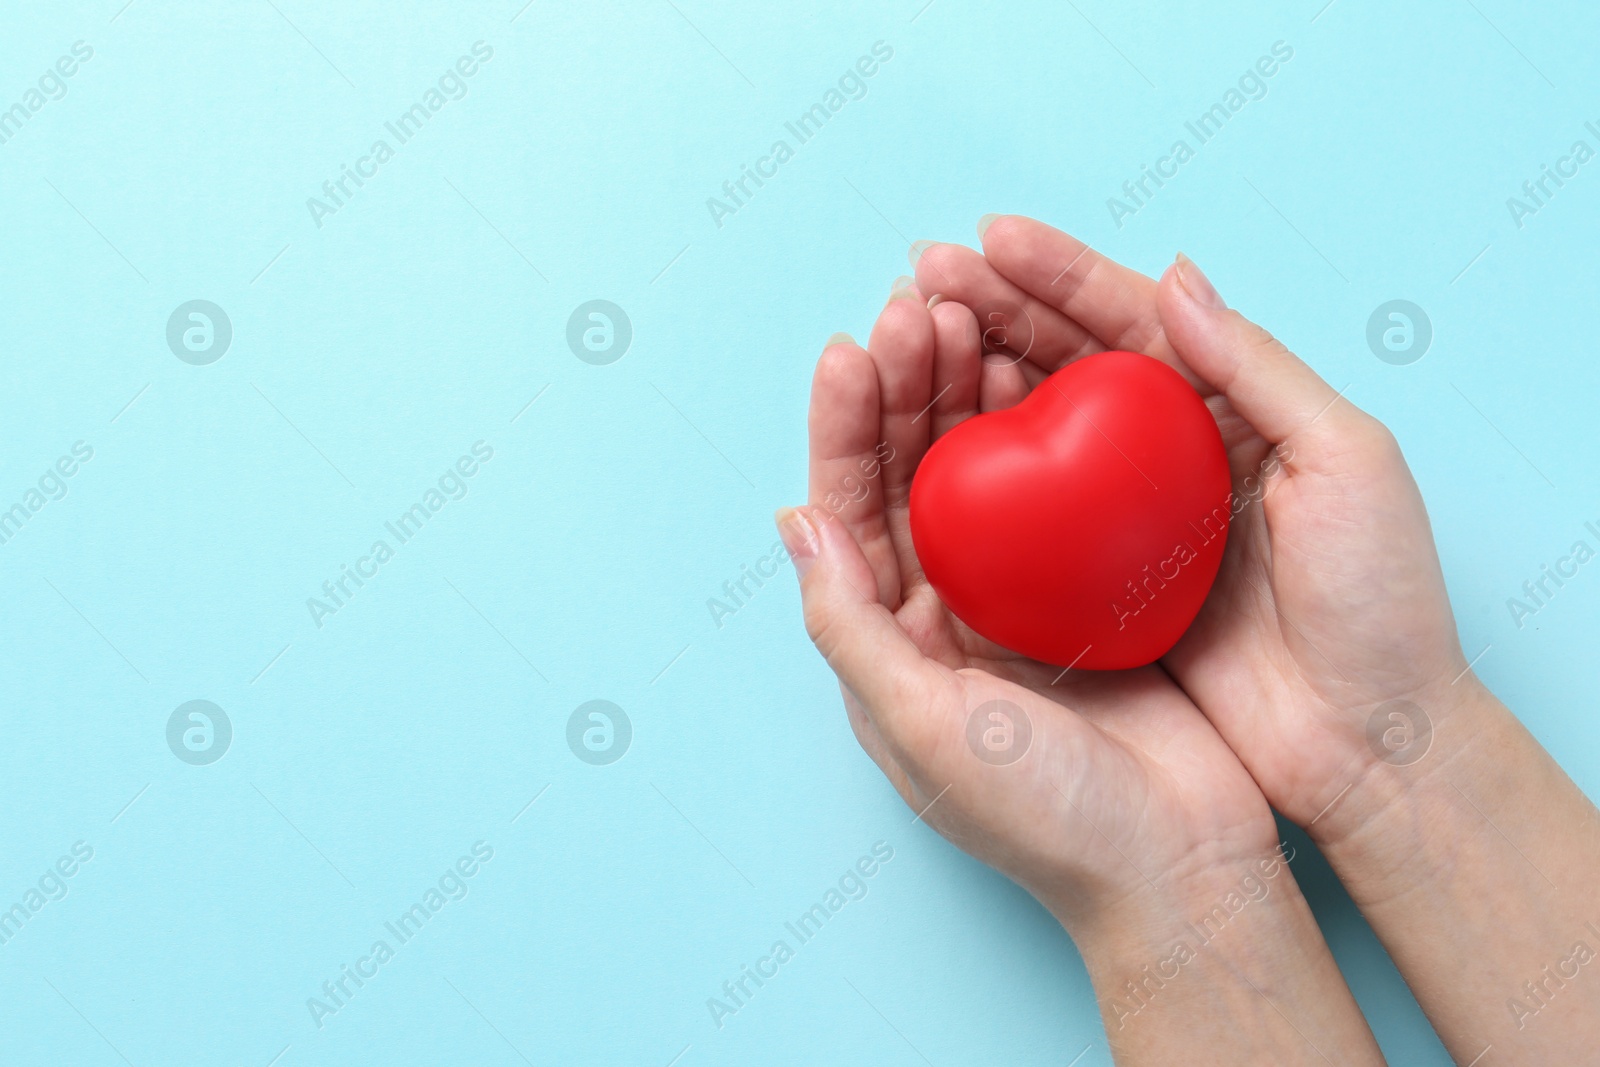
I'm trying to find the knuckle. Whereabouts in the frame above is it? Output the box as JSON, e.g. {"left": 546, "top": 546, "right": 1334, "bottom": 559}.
{"left": 1316, "top": 406, "right": 1401, "bottom": 468}
{"left": 930, "top": 297, "right": 978, "bottom": 333}
{"left": 1354, "top": 412, "right": 1402, "bottom": 460}
{"left": 1119, "top": 313, "right": 1166, "bottom": 357}
{"left": 879, "top": 292, "right": 926, "bottom": 329}
{"left": 801, "top": 594, "right": 834, "bottom": 653}
{"left": 1238, "top": 315, "right": 1289, "bottom": 362}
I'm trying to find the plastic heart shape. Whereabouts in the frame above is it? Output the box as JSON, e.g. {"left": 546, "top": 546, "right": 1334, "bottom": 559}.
{"left": 909, "top": 350, "right": 1231, "bottom": 670}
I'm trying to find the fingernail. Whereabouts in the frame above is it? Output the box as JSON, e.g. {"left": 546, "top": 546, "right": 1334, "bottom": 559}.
{"left": 775, "top": 506, "right": 820, "bottom": 578}
{"left": 977, "top": 213, "right": 1002, "bottom": 239}
{"left": 926, "top": 294, "right": 945, "bottom": 309}
{"left": 824, "top": 331, "right": 855, "bottom": 350}
{"left": 908, "top": 240, "right": 937, "bottom": 267}
{"left": 891, "top": 274, "right": 914, "bottom": 293}
{"left": 1174, "top": 253, "right": 1226, "bottom": 311}
{"left": 888, "top": 286, "right": 918, "bottom": 301}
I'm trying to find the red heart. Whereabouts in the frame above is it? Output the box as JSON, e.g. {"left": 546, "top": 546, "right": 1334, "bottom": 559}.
{"left": 909, "top": 350, "right": 1231, "bottom": 670}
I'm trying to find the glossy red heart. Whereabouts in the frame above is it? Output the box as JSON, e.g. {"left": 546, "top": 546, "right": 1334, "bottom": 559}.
{"left": 909, "top": 350, "right": 1231, "bottom": 670}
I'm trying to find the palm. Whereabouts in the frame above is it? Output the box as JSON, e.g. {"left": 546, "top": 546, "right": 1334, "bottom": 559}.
{"left": 910, "top": 217, "right": 1466, "bottom": 824}
{"left": 805, "top": 282, "right": 1279, "bottom": 910}
{"left": 1167, "top": 425, "right": 1466, "bottom": 819}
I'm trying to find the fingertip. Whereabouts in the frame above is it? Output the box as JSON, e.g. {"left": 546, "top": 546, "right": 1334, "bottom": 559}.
{"left": 911, "top": 240, "right": 963, "bottom": 290}
{"left": 977, "top": 212, "right": 1026, "bottom": 247}
{"left": 775, "top": 505, "right": 821, "bottom": 580}
{"left": 813, "top": 336, "right": 870, "bottom": 385}
{"left": 1157, "top": 256, "right": 1230, "bottom": 356}
{"left": 798, "top": 503, "right": 884, "bottom": 628}
{"left": 1155, "top": 266, "right": 1346, "bottom": 446}
{"left": 977, "top": 356, "right": 1030, "bottom": 413}
{"left": 928, "top": 293, "right": 971, "bottom": 317}
{"left": 871, "top": 282, "right": 935, "bottom": 340}
{"left": 1172, "top": 253, "right": 1227, "bottom": 311}
{"left": 809, "top": 341, "right": 878, "bottom": 445}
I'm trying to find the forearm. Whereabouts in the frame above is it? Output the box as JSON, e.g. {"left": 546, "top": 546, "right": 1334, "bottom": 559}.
{"left": 1311, "top": 681, "right": 1600, "bottom": 1061}
{"left": 1051, "top": 849, "right": 1384, "bottom": 1065}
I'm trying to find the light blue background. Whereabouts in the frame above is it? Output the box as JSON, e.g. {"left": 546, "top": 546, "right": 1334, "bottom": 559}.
{"left": 2, "top": 0, "right": 1596, "bottom": 1063}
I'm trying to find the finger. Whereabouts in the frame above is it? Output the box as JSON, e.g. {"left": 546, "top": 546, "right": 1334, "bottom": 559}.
{"left": 978, "top": 215, "right": 1168, "bottom": 361}
{"left": 1156, "top": 255, "right": 1365, "bottom": 451}
{"left": 865, "top": 290, "right": 937, "bottom": 507}
{"left": 780, "top": 505, "right": 952, "bottom": 756}
{"left": 807, "top": 337, "right": 900, "bottom": 604}
{"left": 913, "top": 242, "right": 1101, "bottom": 373}
{"left": 926, "top": 298, "right": 981, "bottom": 440}
{"left": 978, "top": 355, "right": 1030, "bottom": 413}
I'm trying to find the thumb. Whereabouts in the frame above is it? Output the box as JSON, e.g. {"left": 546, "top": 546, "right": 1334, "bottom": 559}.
{"left": 777, "top": 505, "right": 949, "bottom": 752}
{"left": 1157, "top": 254, "right": 1365, "bottom": 451}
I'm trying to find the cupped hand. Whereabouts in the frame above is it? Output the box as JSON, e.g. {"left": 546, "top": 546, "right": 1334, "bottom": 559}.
{"left": 910, "top": 216, "right": 1470, "bottom": 828}
{"left": 783, "top": 281, "right": 1285, "bottom": 929}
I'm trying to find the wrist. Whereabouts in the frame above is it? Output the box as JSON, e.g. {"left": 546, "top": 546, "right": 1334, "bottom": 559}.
{"left": 1305, "top": 678, "right": 1528, "bottom": 901}
{"left": 1302, "top": 680, "right": 1600, "bottom": 1061}
{"left": 1053, "top": 837, "right": 1299, "bottom": 961}
{"left": 1048, "top": 843, "right": 1382, "bottom": 1063}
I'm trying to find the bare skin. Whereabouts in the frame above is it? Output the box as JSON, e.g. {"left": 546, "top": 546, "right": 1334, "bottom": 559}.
{"left": 781, "top": 253, "right": 1385, "bottom": 1062}
{"left": 831, "top": 213, "right": 1600, "bottom": 1062}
